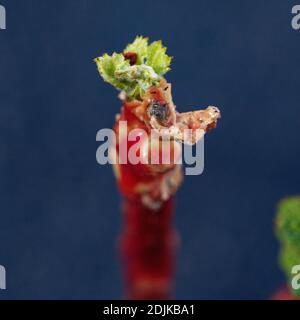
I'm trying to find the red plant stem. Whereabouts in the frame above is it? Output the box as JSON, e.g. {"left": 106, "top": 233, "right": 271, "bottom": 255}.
{"left": 113, "top": 101, "right": 181, "bottom": 299}
{"left": 120, "top": 197, "right": 177, "bottom": 299}
{"left": 111, "top": 82, "right": 220, "bottom": 298}
{"left": 272, "top": 286, "right": 299, "bottom": 300}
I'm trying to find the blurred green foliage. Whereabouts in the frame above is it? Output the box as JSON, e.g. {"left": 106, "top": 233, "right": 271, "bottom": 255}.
{"left": 276, "top": 196, "right": 300, "bottom": 297}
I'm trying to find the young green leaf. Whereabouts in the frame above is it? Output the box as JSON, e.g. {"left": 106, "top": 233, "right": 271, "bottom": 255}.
{"left": 94, "top": 36, "right": 172, "bottom": 100}
{"left": 95, "top": 53, "right": 160, "bottom": 100}
{"left": 94, "top": 53, "right": 130, "bottom": 91}
{"left": 146, "top": 40, "right": 172, "bottom": 75}
{"left": 124, "top": 36, "right": 148, "bottom": 64}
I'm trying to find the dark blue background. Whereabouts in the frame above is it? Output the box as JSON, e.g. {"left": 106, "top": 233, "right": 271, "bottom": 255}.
{"left": 0, "top": 0, "right": 299, "bottom": 299}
